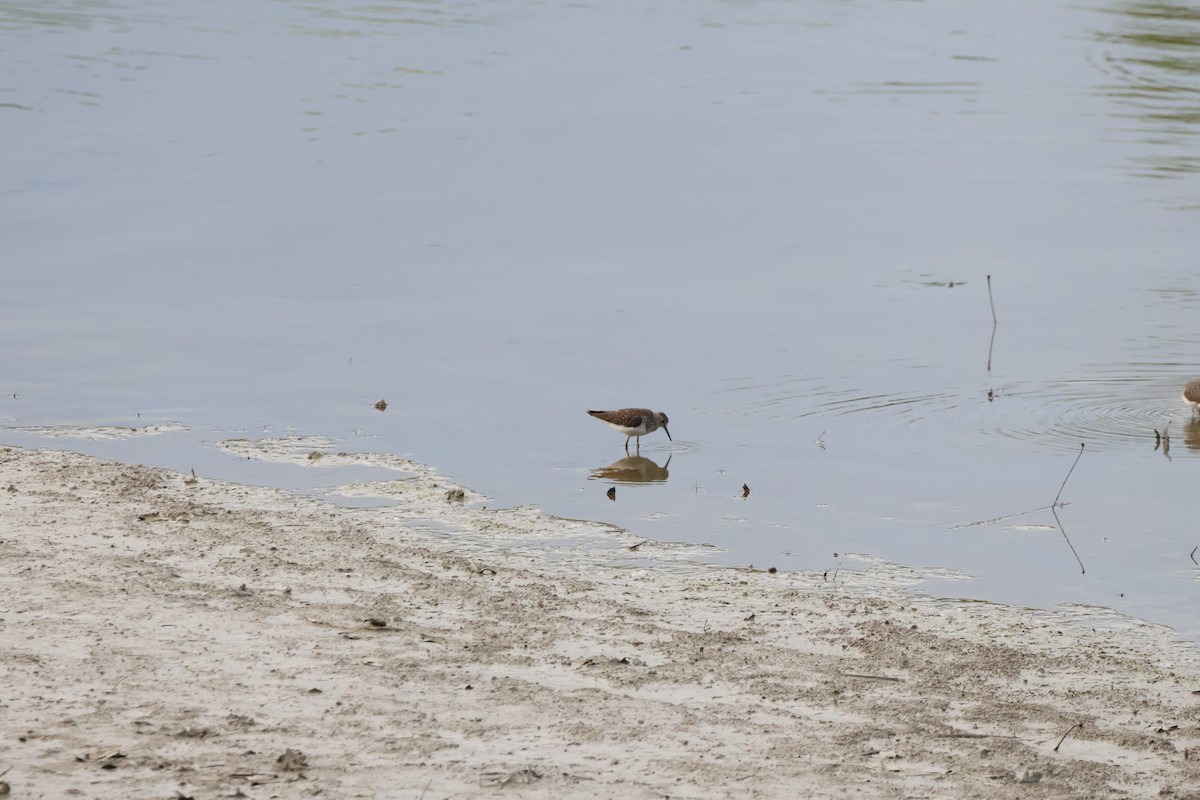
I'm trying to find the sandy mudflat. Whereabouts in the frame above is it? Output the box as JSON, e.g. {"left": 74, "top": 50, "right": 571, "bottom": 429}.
{"left": 1, "top": 443, "right": 1198, "bottom": 800}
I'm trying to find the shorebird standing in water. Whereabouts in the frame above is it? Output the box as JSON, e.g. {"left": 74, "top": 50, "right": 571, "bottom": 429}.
{"left": 588, "top": 408, "right": 671, "bottom": 451}
{"left": 1184, "top": 379, "right": 1200, "bottom": 416}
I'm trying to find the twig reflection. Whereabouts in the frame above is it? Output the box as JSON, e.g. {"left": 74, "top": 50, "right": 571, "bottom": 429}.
{"left": 986, "top": 274, "right": 998, "bottom": 373}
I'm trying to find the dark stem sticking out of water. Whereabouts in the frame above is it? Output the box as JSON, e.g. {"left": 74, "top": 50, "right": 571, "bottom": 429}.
{"left": 986, "top": 274, "right": 998, "bottom": 373}
{"left": 987, "top": 274, "right": 997, "bottom": 324}
{"left": 1052, "top": 443, "right": 1083, "bottom": 509}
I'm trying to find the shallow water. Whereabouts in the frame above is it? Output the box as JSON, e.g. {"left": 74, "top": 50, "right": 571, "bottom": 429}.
{"left": 4, "top": 0, "right": 1200, "bottom": 639}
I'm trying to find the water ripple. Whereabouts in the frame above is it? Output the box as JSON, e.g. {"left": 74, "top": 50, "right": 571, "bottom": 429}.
{"left": 983, "top": 373, "right": 1189, "bottom": 452}
{"left": 707, "top": 366, "right": 1200, "bottom": 455}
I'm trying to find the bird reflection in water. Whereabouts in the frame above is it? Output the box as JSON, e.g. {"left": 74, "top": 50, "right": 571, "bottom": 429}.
{"left": 590, "top": 454, "right": 671, "bottom": 484}
{"left": 1183, "top": 417, "right": 1200, "bottom": 453}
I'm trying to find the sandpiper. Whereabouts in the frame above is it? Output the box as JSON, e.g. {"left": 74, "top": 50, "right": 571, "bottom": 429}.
{"left": 1184, "top": 379, "right": 1200, "bottom": 415}
{"left": 588, "top": 408, "right": 671, "bottom": 451}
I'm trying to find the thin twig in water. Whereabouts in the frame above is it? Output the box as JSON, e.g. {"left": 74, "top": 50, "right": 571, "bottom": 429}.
{"left": 986, "top": 275, "right": 997, "bottom": 324}
{"left": 1053, "top": 443, "right": 1084, "bottom": 508}
{"left": 1053, "top": 722, "right": 1083, "bottom": 751}
{"left": 1190, "top": 546, "right": 1197, "bottom": 565}
{"left": 950, "top": 503, "right": 1069, "bottom": 530}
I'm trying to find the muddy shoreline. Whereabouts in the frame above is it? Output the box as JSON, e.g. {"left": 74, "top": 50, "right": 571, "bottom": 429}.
{"left": 1, "top": 444, "right": 1197, "bottom": 798}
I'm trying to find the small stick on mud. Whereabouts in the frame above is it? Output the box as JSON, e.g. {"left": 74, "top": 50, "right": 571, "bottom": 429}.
{"left": 841, "top": 673, "right": 903, "bottom": 682}
{"left": 1053, "top": 722, "right": 1083, "bottom": 752}
{"left": 934, "top": 732, "right": 1020, "bottom": 740}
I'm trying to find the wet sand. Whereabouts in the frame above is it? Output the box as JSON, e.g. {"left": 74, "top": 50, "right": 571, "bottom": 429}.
{"left": 1, "top": 443, "right": 1198, "bottom": 799}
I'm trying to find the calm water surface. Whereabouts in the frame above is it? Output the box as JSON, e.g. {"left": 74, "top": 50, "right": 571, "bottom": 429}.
{"left": 4, "top": 0, "right": 1200, "bottom": 639}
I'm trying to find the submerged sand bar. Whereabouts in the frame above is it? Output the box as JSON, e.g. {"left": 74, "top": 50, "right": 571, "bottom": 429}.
{"left": 1, "top": 443, "right": 1197, "bottom": 798}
